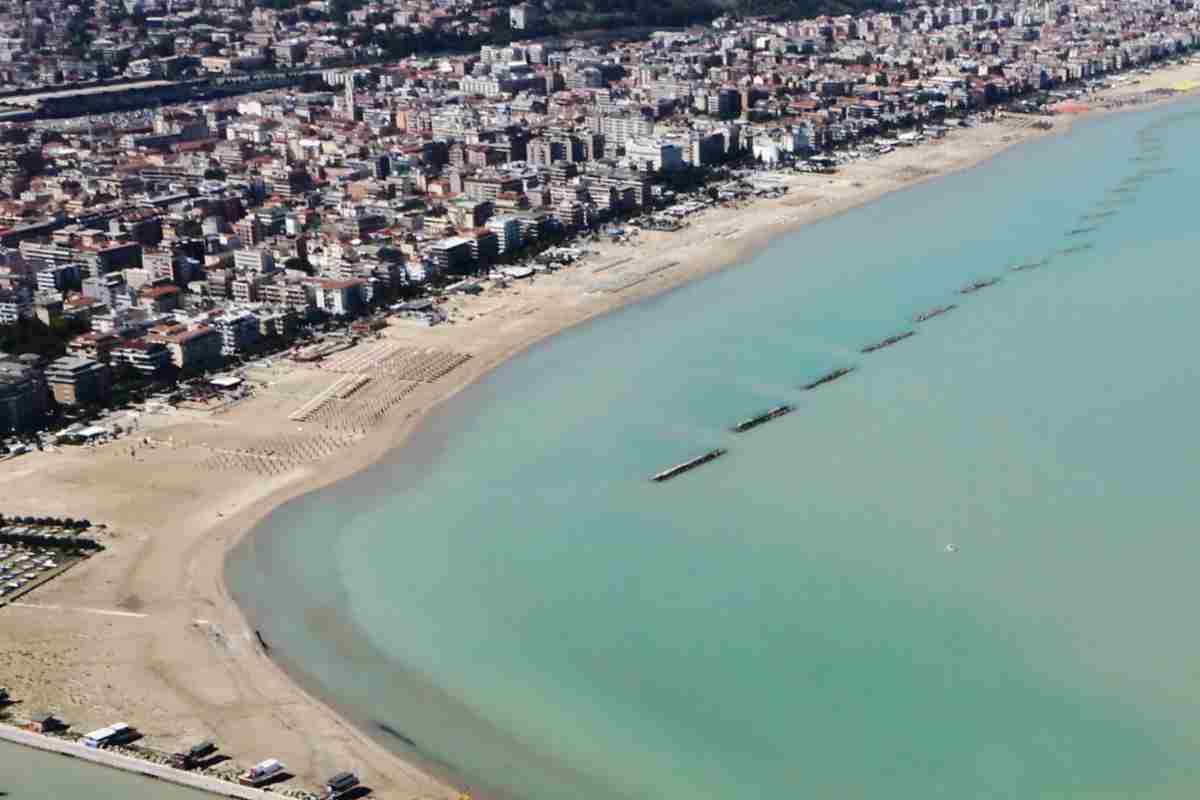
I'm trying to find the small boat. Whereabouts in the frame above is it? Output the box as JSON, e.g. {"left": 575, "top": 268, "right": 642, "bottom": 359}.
{"left": 944, "top": 543, "right": 959, "bottom": 553}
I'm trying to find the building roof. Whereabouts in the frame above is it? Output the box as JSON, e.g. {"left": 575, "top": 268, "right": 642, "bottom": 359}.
{"left": 166, "top": 326, "right": 217, "bottom": 343}
{"left": 431, "top": 236, "right": 472, "bottom": 250}
{"left": 47, "top": 355, "right": 102, "bottom": 372}
{"left": 318, "top": 278, "right": 364, "bottom": 290}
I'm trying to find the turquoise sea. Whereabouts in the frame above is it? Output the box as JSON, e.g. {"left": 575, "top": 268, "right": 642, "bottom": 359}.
{"left": 225, "top": 101, "right": 1200, "bottom": 800}
{"left": 8, "top": 99, "right": 1200, "bottom": 798}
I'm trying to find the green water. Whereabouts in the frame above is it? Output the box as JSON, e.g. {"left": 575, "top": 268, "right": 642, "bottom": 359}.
{"left": 223, "top": 102, "right": 1200, "bottom": 800}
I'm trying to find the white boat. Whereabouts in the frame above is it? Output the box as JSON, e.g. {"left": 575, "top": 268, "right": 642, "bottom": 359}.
{"left": 944, "top": 543, "right": 959, "bottom": 553}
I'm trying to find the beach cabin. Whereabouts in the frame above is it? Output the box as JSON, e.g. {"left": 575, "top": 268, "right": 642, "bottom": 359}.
{"left": 171, "top": 740, "right": 217, "bottom": 769}
{"left": 324, "top": 771, "right": 360, "bottom": 798}
{"left": 25, "top": 712, "right": 64, "bottom": 733}
{"left": 82, "top": 722, "right": 136, "bottom": 748}
{"left": 239, "top": 758, "right": 285, "bottom": 786}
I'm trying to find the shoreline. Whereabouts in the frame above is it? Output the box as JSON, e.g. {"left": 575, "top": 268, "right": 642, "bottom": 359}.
{"left": 3, "top": 61, "right": 1200, "bottom": 798}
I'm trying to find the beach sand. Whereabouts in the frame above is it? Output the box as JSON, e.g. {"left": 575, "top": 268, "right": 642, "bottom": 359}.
{"left": 3, "top": 59, "right": 1199, "bottom": 798}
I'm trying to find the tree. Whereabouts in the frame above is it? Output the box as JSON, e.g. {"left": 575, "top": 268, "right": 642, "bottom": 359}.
{"left": 0, "top": 318, "right": 71, "bottom": 359}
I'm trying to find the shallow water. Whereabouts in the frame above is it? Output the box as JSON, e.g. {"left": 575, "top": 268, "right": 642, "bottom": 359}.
{"left": 214, "top": 99, "right": 1200, "bottom": 800}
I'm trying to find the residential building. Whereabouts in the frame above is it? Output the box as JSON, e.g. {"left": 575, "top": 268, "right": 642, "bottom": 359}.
{"left": 110, "top": 339, "right": 171, "bottom": 375}
{"left": 158, "top": 326, "right": 223, "bottom": 370}
{"left": 45, "top": 356, "right": 112, "bottom": 406}
{"left": 0, "top": 287, "right": 33, "bottom": 324}
{"left": 429, "top": 237, "right": 476, "bottom": 276}
{"left": 313, "top": 279, "right": 365, "bottom": 317}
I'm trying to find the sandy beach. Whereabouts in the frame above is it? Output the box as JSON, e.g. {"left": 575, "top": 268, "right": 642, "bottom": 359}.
{"left": 3, "top": 60, "right": 1199, "bottom": 798}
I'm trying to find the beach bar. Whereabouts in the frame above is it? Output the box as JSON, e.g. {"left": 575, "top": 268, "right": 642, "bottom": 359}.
{"left": 82, "top": 722, "right": 137, "bottom": 748}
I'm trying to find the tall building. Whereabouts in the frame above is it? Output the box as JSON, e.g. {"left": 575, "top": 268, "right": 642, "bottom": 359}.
{"left": 45, "top": 356, "right": 112, "bottom": 407}
{"left": 0, "top": 287, "right": 33, "bottom": 324}
{"left": 429, "top": 237, "right": 476, "bottom": 276}
{"left": 486, "top": 215, "right": 523, "bottom": 254}
{"left": 0, "top": 356, "right": 48, "bottom": 433}
{"left": 313, "top": 279, "right": 365, "bottom": 317}
{"left": 625, "top": 138, "right": 685, "bottom": 172}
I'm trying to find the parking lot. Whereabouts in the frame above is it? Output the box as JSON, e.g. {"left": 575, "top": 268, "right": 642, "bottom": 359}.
{"left": 0, "top": 522, "right": 99, "bottom": 605}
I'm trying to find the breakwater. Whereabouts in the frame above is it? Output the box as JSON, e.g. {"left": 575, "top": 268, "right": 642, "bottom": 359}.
{"left": 803, "top": 367, "right": 855, "bottom": 391}
{"left": 651, "top": 449, "right": 727, "bottom": 482}
{"left": 959, "top": 276, "right": 1002, "bottom": 294}
{"left": 860, "top": 330, "right": 916, "bottom": 354}
{"left": 731, "top": 405, "right": 794, "bottom": 433}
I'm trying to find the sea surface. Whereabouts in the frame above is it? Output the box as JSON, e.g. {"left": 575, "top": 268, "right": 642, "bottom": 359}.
{"left": 7, "top": 100, "right": 1200, "bottom": 799}
{"left": 226, "top": 101, "right": 1200, "bottom": 800}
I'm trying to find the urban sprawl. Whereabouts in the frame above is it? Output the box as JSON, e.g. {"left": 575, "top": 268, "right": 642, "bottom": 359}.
{"left": 1, "top": 0, "right": 1198, "bottom": 442}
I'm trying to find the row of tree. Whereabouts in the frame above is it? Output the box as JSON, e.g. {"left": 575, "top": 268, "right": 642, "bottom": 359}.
{"left": 0, "top": 531, "right": 102, "bottom": 551}
{"left": 0, "top": 514, "right": 93, "bottom": 530}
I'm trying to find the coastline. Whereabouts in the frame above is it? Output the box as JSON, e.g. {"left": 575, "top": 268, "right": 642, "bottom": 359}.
{"left": 3, "top": 62, "right": 1200, "bottom": 798}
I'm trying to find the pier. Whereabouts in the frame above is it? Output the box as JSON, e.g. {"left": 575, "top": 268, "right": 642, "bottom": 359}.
{"left": 731, "top": 405, "right": 794, "bottom": 433}
{"left": 651, "top": 449, "right": 727, "bottom": 482}
{"left": 0, "top": 724, "right": 275, "bottom": 799}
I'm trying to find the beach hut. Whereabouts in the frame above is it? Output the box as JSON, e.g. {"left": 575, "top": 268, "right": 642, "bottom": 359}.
{"left": 239, "top": 758, "right": 285, "bottom": 786}
{"left": 171, "top": 740, "right": 217, "bottom": 768}
{"left": 26, "top": 711, "right": 64, "bottom": 733}
{"left": 323, "top": 771, "right": 360, "bottom": 798}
